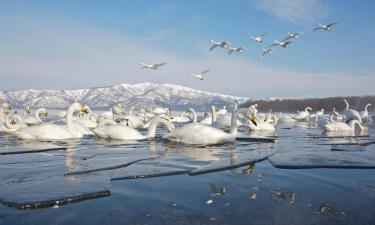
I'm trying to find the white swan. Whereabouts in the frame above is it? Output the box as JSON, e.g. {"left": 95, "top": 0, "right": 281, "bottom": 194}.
{"left": 23, "top": 108, "right": 48, "bottom": 125}
{"left": 314, "top": 22, "right": 339, "bottom": 32}
{"left": 250, "top": 33, "right": 266, "bottom": 43}
{"left": 0, "top": 114, "right": 27, "bottom": 133}
{"left": 282, "top": 32, "right": 303, "bottom": 42}
{"left": 191, "top": 69, "right": 210, "bottom": 80}
{"left": 119, "top": 115, "right": 145, "bottom": 129}
{"left": 228, "top": 47, "right": 244, "bottom": 55}
{"left": 342, "top": 99, "right": 362, "bottom": 123}
{"left": 248, "top": 114, "right": 278, "bottom": 132}
{"left": 323, "top": 120, "right": 367, "bottom": 133}
{"left": 293, "top": 107, "right": 312, "bottom": 121}
{"left": 261, "top": 47, "right": 273, "bottom": 59}
{"left": 93, "top": 116, "right": 175, "bottom": 140}
{"left": 163, "top": 108, "right": 253, "bottom": 145}
{"left": 140, "top": 62, "right": 167, "bottom": 70}
{"left": 360, "top": 103, "right": 372, "bottom": 122}
{"left": 278, "top": 113, "right": 296, "bottom": 123}
{"left": 170, "top": 111, "right": 191, "bottom": 123}
{"left": 216, "top": 106, "right": 227, "bottom": 115}
{"left": 200, "top": 112, "right": 212, "bottom": 125}
{"left": 15, "top": 103, "right": 89, "bottom": 140}
{"left": 315, "top": 109, "right": 324, "bottom": 117}
{"left": 269, "top": 40, "right": 292, "bottom": 48}
{"left": 0, "top": 103, "right": 12, "bottom": 123}
{"left": 209, "top": 40, "right": 230, "bottom": 51}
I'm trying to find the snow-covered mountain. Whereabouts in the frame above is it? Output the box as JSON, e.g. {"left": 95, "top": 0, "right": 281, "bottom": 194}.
{"left": 0, "top": 83, "right": 249, "bottom": 111}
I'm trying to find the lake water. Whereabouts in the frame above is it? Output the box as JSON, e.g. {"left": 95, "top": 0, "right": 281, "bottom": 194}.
{"left": 0, "top": 111, "right": 374, "bottom": 225}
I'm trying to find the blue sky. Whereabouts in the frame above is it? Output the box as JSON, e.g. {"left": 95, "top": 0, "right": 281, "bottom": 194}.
{"left": 0, "top": 0, "right": 374, "bottom": 98}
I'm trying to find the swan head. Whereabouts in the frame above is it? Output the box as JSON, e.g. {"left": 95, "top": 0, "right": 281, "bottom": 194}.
{"left": 80, "top": 106, "right": 89, "bottom": 114}
{"left": 25, "top": 106, "right": 31, "bottom": 114}
{"left": 3, "top": 103, "right": 12, "bottom": 110}
{"left": 244, "top": 111, "right": 257, "bottom": 126}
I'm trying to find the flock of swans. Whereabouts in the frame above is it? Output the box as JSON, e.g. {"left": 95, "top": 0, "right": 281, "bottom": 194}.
{"left": 0, "top": 97, "right": 371, "bottom": 145}
{"left": 139, "top": 22, "right": 339, "bottom": 81}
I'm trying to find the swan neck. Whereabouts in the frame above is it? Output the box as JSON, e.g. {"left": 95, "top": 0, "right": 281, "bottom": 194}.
{"left": 188, "top": 108, "right": 197, "bottom": 123}
{"left": 211, "top": 106, "right": 217, "bottom": 123}
{"left": 230, "top": 108, "right": 246, "bottom": 135}
{"left": 147, "top": 118, "right": 170, "bottom": 138}
{"left": 35, "top": 108, "right": 43, "bottom": 123}
{"left": 344, "top": 100, "right": 349, "bottom": 109}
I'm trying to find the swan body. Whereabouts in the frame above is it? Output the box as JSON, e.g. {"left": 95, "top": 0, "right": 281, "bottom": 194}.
{"left": 293, "top": 107, "right": 312, "bottom": 121}
{"left": 282, "top": 32, "right": 303, "bottom": 42}
{"left": 342, "top": 99, "right": 362, "bottom": 123}
{"left": 228, "top": 47, "right": 244, "bottom": 55}
{"left": 314, "top": 22, "right": 339, "bottom": 32}
{"left": 0, "top": 114, "right": 27, "bottom": 133}
{"left": 163, "top": 108, "right": 252, "bottom": 145}
{"left": 170, "top": 111, "right": 191, "bottom": 123}
{"left": 93, "top": 116, "right": 175, "bottom": 140}
{"left": 191, "top": 69, "right": 210, "bottom": 81}
{"left": 209, "top": 40, "right": 230, "bottom": 51}
{"left": 315, "top": 109, "right": 324, "bottom": 117}
{"left": 248, "top": 114, "right": 278, "bottom": 132}
{"left": 200, "top": 113, "right": 212, "bottom": 125}
{"left": 261, "top": 47, "right": 273, "bottom": 59}
{"left": 119, "top": 115, "right": 145, "bottom": 128}
{"left": 140, "top": 62, "right": 166, "bottom": 70}
{"left": 15, "top": 103, "right": 88, "bottom": 140}
{"left": 250, "top": 33, "right": 266, "bottom": 43}
{"left": 269, "top": 40, "right": 292, "bottom": 48}
{"left": 23, "top": 108, "right": 48, "bottom": 125}
{"left": 323, "top": 120, "right": 367, "bottom": 133}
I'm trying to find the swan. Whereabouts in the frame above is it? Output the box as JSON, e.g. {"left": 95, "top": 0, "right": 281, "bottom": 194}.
{"left": 93, "top": 116, "right": 175, "bottom": 140}
{"left": 261, "top": 47, "right": 273, "bottom": 59}
{"left": 248, "top": 114, "right": 278, "bottom": 132}
{"left": 191, "top": 69, "right": 210, "bottom": 80}
{"left": 293, "top": 107, "right": 312, "bottom": 121}
{"left": 323, "top": 120, "right": 367, "bottom": 133}
{"left": 15, "top": 103, "right": 89, "bottom": 140}
{"left": 269, "top": 40, "right": 292, "bottom": 48}
{"left": 119, "top": 115, "right": 145, "bottom": 128}
{"left": 163, "top": 108, "right": 254, "bottom": 145}
{"left": 184, "top": 108, "right": 198, "bottom": 123}
{"left": 170, "top": 110, "right": 192, "bottom": 123}
{"left": 209, "top": 40, "right": 230, "bottom": 51}
{"left": 314, "top": 22, "right": 339, "bottom": 32}
{"left": 23, "top": 108, "right": 48, "bottom": 125}
{"left": 0, "top": 103, "right": 12, "bottom": 123}
{"left": 282, "top": 32, "right": 303, "bottom": 42}
{"left": 250, "top": 33, "right": 266, "bottom": 43}
{"left": 360, "top": 103, "right": 372, "bottom": 122}
{"left": 228, "top": 47, "right": 244, "bottom": 55}
{"left": 140, "top": 62, "right": 167, "bottom": 70}
{"left": 200, "top": 112, "right": 212, "bottom": 125}
{"left": 0, "top": 114, "right": 27, "bottom": 133}
{"left": 23, "top": 106, "right": 31, "bottom": 117}
{"left": 342, "top": 99, "right": 362, "bottom": 123}
{"left": 216, "top": 106, "right": 227, "bottom": 115}
{"left": 315, "top": 109, "right": 324, "bottom": 117}
{"left": 278, "top": 113, "right": 296, "bottom": 123}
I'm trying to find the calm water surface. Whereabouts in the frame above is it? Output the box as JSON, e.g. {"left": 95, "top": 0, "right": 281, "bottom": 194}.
{"left": 0, "top": 112, "right": 374, "bottom": 225}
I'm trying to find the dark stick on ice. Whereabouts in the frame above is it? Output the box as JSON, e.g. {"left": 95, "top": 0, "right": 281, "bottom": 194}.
{"left": 111, "top": 170, "right": 192, "bottom": 181}
{"left": 0, "top": 147, "right": 67, "bottom": 155}
{"left": 64, "top": 157, "right": 160, "bottom": 176}
{"left": 189, "top": 156, "right": 269, "bottom": 176}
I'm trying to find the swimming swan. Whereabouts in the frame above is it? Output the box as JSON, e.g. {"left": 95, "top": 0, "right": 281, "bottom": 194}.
{"left": 163, "top": 108, "right": 254, "bottom": 145}
{"left": 360, "top": 103, "right": 372, "bottom": 122}
{"left": 342, "top": 99, "right": 362, "bottom": 123}
{"left": 93, "top": 116, "right": 175, "bottom": 140}
{"left": 15, "top": 103, "right": 89, "bottom": 140}
{"left": 23, "top": 108, "right": 48, "bottom": 125}
{"left": 323, "top": 120, "right": 367, "bottom": 133}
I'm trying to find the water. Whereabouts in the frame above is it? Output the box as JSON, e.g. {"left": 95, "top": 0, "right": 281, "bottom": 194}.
{"left": 0, "top": 112, "right": 374, "bottom": 225}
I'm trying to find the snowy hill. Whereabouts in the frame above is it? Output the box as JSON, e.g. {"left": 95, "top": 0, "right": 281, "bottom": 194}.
{"left": 0, "top": 83, "right": 249, "bottom": 111}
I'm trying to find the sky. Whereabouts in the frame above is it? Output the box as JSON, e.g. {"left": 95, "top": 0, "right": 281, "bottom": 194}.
{"left": 0, "top": 0, "right": 375, "bottom": 98}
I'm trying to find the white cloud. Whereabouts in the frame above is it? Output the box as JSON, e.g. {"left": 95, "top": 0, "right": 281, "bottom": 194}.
{"left": 251, "top": 0, "right": 328, "bottom": 23}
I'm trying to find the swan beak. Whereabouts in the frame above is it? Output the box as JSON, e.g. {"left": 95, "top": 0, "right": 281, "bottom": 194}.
{"left": 250, "top": 115, "right": 257, "bottom": 126}
{"left": 7, "top": 104, "right": 12, "bottom": 110}
{"left": 80, "top": 107, "right": 88, "bottom": 113}
{"left": 44, "top": 112, "right": 48, "bottom": 116}
{"left": 10, "top": 119, "right": 16, "bottom": 125}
